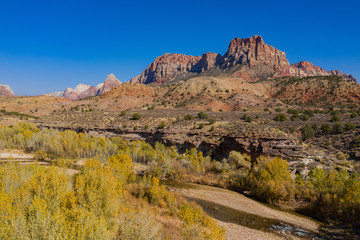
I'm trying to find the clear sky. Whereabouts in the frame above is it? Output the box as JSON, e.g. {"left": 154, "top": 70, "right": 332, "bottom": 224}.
{"left": 0, "top": 0, "right": 359, "bottom": 95}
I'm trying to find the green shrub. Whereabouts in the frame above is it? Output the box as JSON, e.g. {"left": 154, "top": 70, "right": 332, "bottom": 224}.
{"left": 158, "top": 122, "right": 166, "bottom": 129}
{"left": 208, "top": 117, "right": 216, "bottom": 125}
{"left": 198, "top": 111, "right": 208, "bottom": 119}
{"left": 274, "top": 113, "right": 287, "bottom": 122}
{"left": 354, "top": 136, "right": 360, "bottom": 147}
{"left": 332, "top": 122, "right": 344, "bottom": 133}
{"left": 184, "top": 114, "right": 194, "bottom": 120}
{"left": 321, "top": 123, "right": 332, "bottom": 133}
{"left": 330, "top": 115, "right": 341, "bottom": 122}
{"left": 299, "top": 114, "right": 310, "bottom": 121}
{"left": 303, "top": 109, "right": 315, "bottom": 117}
{"left": 301, "top": 124, "right": 315, "bottom": 141}
{"left": 241, "top": 114, "right": 252, "bottom": 123}
{"left": 345, "top": 122, "right": 356, "bottom": 131}
{"left": 132, "top": 113, "right": 142, "bottom": 120}
{"left": 350, "top": 113, "right": 357, "bottom": 118}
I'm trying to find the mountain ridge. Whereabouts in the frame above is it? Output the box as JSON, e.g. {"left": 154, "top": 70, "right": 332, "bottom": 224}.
{"left": 130, "top": 36, "right": 356, "bottom": 85}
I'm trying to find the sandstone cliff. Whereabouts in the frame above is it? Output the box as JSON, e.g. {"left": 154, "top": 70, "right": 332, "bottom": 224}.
{"left": 130, "top": 53, "right": 202, "bottom": 84}
{"left": 221, "top": 36, "right": 290, "bottom": 76}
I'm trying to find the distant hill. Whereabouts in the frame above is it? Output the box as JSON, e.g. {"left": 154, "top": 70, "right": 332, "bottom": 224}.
{"left": 49, "top": 73, "right": 121, "bottom": 100}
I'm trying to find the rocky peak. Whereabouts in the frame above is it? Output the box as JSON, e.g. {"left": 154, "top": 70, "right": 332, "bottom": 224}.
{"left": 63, "top": 84, "right": 94, "bottom": 100}
{"left": 98, "top": 73, "right": 122, "bottom": 95}
{"left": 222, "top": 35, "right": 290, "bottom": 75}
{"left": 0, "top": 84, "right": 15, "bottom": 96}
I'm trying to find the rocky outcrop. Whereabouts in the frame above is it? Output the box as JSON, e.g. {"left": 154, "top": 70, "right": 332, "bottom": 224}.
{"left": 49, "top": 73, "right": 122, "bottom": 100}
{"left": 290, "top": 61, "right": 357, "bottom": 81}
{"left": 130, "top": 53, "right": 202, "bottom": 84}
{"left": 0, "top": 84, "right": 15, "bottom": 96}
{"left": 196, "top": 52, "right": 222, "bottom": 71}
{"left": 98, "top": 73, "right": 121, "bottom": 95}
{"left": 221, "top": 36, "right": 290, "bottom": 76}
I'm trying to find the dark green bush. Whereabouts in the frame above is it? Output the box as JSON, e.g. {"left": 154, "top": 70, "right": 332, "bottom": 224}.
{"left": 299, "top": 114, "right": 310, "bottom": 121}
{"left": 345, "top": 122, "right": 355, "bottom": 131}
{"left": 198, "top": 111, "right": 208, "bottom": 119}
{"left": 184, "top": 114, "right": 194, "bottom": 120}
{"left": 301, "top": 124, "right": 315, "bottom": 141}
{"left": 241, "top": 114, "right": 252, "bottom": 123}
{"left": 330, "top": 115, "right": 341, "bottom": 122}
{"left": 332, "top": 122, "right": 344, "bottom": 133}
{"left": 321, "top": 123, "right": 332, "bottom": 133}
{"left": 274, "top": 113, "right": 287, "bottom": 122}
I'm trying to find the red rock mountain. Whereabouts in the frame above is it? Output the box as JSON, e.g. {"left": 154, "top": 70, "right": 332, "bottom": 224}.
{"left": 0, "top": 84, "right": 15, "bottom": 96}
{"left": 221, "top": 36, "right": 290, "bottom": 76}
{"left": 130, "top": 36, "right": 356, "bottom": 84}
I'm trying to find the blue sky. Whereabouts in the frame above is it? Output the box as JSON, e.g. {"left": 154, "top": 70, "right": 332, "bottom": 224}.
{"left": 0, "top": 0, "right": 359, "bottom": 95}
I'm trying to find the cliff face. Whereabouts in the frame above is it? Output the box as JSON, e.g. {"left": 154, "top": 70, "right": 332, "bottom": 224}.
{"left": 130, "top": 53, "right": 202, "bottom": 84}
{"left": 0, "top": 84, "right": 15, "bottom": 96}
{"left": 130, "top": 36, "right": 357, "bottom": 85}
{"left": 221, "top": 36, "right": 290, "bottom": 76}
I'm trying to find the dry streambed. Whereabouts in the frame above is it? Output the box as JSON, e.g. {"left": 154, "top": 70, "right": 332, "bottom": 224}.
{"left": 164, "top": 181, "right": 326, "bottom": 240}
